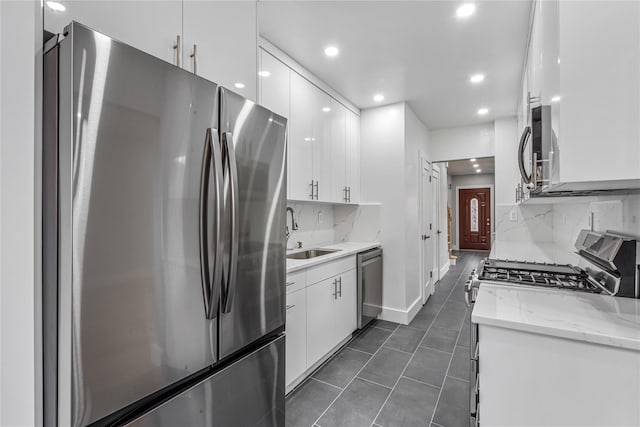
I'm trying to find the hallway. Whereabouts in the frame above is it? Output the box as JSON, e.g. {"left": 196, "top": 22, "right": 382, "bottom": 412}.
{"left": 285, "top": 251, "right": 485, "bottom": 427}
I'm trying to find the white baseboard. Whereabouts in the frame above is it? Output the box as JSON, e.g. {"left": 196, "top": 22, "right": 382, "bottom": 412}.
{"left": 440, "top": 262, "right": 450, "bottom": 279}
{"left": 379, "top": 295, "right": 422, "bottom": 325}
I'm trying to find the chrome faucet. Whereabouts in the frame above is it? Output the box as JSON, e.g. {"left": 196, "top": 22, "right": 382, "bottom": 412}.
{"left": 286, "top": 207, "right": 299, "bottom": 248}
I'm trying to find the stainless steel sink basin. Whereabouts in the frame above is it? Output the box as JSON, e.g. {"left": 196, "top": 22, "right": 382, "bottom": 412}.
{"left": 286, "top": 248, "right": 339, "bottom": 260}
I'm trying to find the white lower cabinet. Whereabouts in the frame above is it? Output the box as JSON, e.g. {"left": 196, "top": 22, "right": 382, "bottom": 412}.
{"left": 285, "top": 256, "right": 358, "bottom": 391}
{"left": 306, "top": 268, "right": 357, "bottom": 367}
{"left": 285, "top": 289, "right": 307, "bottom": 386}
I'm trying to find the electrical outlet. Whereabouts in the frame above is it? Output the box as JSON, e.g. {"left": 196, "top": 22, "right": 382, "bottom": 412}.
{"left": 510, "top": 210, "right": 518, "bottom": 221}
{"left": 317, "top": 211, "right": 323, "bottom": 224}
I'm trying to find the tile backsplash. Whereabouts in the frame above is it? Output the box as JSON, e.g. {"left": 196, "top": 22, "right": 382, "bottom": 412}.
{"left": 286, "top": 202, "right": 381, "bottom": 249}
{"left": 496, "top": 194, "right": 640, "bottom": 251}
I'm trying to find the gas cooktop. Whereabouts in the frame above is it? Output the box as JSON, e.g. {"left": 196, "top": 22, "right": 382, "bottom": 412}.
{"left": 476, "top": 259, "right": 603, "bottom": 293}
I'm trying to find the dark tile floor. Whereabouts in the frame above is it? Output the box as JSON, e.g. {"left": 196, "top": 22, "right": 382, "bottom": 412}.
{"left": 286, "top": 251, "right": 486, "bottom": 427}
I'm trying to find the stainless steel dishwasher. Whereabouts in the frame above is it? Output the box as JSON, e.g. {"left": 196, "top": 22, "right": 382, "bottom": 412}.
{"left": 357, "top": 247, "right": 383, "bottom": 329}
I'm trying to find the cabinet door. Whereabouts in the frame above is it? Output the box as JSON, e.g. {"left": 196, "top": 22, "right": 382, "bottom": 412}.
{"left": 306, "top": 278, "right": 337, "bottom": 367}
{"left": 285, "top": 289, "right": 307, "bottom": 386}
{"left": 259, "top": 49, "right": 290, "bottom": 119}
{"left": 329, "top": 100, "right": 347, "bottom": 203}
{"left": 333, "top": 269, "right": 357, "bottom": 345}
{"left": 313, "top": 88, "right": 332, "bottom": 202}
{"left": 183, "top": 1, "right": 257, "bottom": 101}
{"left": 289, "top": 73, "right": 315, "bottom": 200}
{"left": 345, "top": 109, "right": 361, "bottom": 204}
{"left": 527, "top": 2, "right": 542, "bottom": 103}
{"left": 44, "top": 1, "right": 182, "bottom": 65}
{"left": 558, "top": 1, "right": 640, "bottom": 183}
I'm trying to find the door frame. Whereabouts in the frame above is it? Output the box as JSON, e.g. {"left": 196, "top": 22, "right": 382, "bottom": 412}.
{"left": 431, "top": 166, "right": 441, "bottom": 286}
{"left": 455, "top": 184, "right": 494, "bottom": 251}
{"left": 419, "top": 152, "right": 433, "bottom": 305}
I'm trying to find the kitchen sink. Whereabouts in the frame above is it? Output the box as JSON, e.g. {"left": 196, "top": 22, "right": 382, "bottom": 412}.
{"left": 286, "top": 248, "right": 340, "bottom": 260}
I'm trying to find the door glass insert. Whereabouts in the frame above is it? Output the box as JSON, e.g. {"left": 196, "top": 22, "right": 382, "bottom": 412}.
{"left": 470, "top": 198, "right": 479, "bottom": 232}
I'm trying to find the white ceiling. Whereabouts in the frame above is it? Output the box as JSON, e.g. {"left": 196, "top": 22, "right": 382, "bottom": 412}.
{"left": 258, "top": 0, "right": 532, "bottom": 129}
{"left": 445, "top": 157, "right": 495, "bottom": 175}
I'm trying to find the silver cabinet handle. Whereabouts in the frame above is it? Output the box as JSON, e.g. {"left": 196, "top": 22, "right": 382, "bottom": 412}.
{"left": 286, "top": 304, "right": 295, "bottom": 310}
{"left": 221, "top": 131, "right": 239, "bottom": 314}
{"left": 343, "top": 186, "right": 348, "bottom": 202}
{"left": 347, "top": 186, "right": 351, "bottom": 202}
{"left": 309, "top": 181, "right": 315, "bottom": 200}
{"left": 286, "top": 281, "right": 295, "bottom": 287}
{"left": 518, "top": 126, "right": 532, "bottom": 185}
{"left": 338, "top": 277, "right": 342, "bottom": 297}
{"left": 190, "top": 44, "right": 197, "bottom": 74}
{"left": 314, "top": 181, "right": 319, "bottom": 200}
{"left": 173, "top": 35, "right": 181, "bottom": 67}
{"left": 332, "top": 279, "right": 337, "bottom": 299}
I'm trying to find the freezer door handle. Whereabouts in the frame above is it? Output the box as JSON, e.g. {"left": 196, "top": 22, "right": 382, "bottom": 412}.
{"left": 222, "top": 131, "right": 239, "bottom": 314}
{"left": 199, "top": 128, "right": 224, "bottom": 319}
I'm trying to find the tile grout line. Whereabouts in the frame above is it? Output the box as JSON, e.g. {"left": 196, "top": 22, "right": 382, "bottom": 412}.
{"left": 428, "top": 254, "right": 479, "bottom": 426}
{"left": 345, "top": 346, "right": 374, "bottom": 356}
{"left": 369, "top": 254, "right": 477, "bottom": 427}
{"left": 308, "top": 377, "right": 344, "bottom": 391}
{"left": 356, "top": 376, "right": 393, "bottom": 390}
{"left": 400, "top": 374, "right": 441, "bottom": 390}
{"left": 310, "top": 324, "right": 400, "bottom": 427}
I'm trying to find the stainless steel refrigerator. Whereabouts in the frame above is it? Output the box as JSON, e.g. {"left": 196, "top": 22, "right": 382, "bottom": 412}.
{"left": 43, "top": 22, "right": 287, "bottom": 426}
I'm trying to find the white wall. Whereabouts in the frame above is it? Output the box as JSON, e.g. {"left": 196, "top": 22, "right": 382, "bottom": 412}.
{"left": 361, "top": 103, "right": 408, "bottom": 319}
{"left": 494, "top": 117, "right": 519, "bottom": 206}
{"left": 436, "top": 164, "right": 450, "bottom": 276}
{"left": 1, "top": 1, "right": 42, "bottom": 425}
{"left": 428, "top": 123, "right": 495, "bottom": 162}
{"left": 450, "top": 174, "right": 496, "bottom": 250}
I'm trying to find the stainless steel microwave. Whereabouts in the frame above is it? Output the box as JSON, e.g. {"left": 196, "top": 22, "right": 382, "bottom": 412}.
{"left": 517, "top": 105, "right": 559, "bottom": 194}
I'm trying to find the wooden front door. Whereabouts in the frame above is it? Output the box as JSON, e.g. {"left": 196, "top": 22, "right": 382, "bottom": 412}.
{"left": 459, "top": 188, "right": 491, "bottom": 251}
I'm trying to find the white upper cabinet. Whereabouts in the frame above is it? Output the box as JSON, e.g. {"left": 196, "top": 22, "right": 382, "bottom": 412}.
{"left": 259, "top": 49, "right": 290, "bottom": 119}
{"left": 329, "top": 100, "right": 347, "bottom": 203}
{"left": 44, "top": 1, "right": 182, "bottom": 65}
{"left": 289, "top": 73, "right": 315, "bottom": 200}
{"left": 259, "top": 47, "right": 361, "bottom": 203}
{"left": 557, "top": 0, "right": 640, "bottom": 184}
{"left": 345, "top": 109, "right": 361, "bottom": 204}
{"left": 183, "top": 1, "right": 257, "bottom": 101}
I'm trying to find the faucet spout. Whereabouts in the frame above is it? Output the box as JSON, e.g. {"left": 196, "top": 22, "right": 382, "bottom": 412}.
{"left": 286, "top": 207, "right": 298, "bottom": 231}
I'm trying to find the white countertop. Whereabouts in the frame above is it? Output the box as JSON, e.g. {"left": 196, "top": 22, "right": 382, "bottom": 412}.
{"left": 473, "top": 283, "right": 640, "bottom": 351}
{"left": 286, "top": 241, "right": 380, "bottom": 273}
{"left": 490, "top": 240, "right": 579, "bottom": 265}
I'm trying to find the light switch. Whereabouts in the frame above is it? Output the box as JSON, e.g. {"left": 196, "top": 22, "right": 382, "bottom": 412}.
{"left": 510, "top": 210, "right": 518, "bottom": 221}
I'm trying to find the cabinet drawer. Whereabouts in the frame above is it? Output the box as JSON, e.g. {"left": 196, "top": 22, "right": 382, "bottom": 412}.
{"left": 306, "top": 255, "right": 356, "bottom": 286}
{"left": 286, "top": 270, "right": 306, "bottom": 294}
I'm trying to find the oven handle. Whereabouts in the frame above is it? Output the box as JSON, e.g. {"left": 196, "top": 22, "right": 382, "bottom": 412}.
{"left": 518, "top": 126, "right": 532, "bottom": 185}
{"left": 464, "top": 280, "right": 473, "bottom": 307}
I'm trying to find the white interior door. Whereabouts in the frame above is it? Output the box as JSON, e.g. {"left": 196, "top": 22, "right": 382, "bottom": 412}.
{"left": 432, "top": 168, "right": 441, "bottom": 283}
{"left": 420, "top": 159, "right": 433, "bottom": 304}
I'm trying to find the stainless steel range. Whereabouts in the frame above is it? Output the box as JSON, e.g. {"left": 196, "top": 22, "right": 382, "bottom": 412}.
{"left": 464, "top": 230, "right": 640, "bottom": 426}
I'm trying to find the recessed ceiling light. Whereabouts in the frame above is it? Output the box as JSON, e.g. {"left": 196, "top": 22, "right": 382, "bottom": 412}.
{"left": 304, "top": 137, "right": 311, "bottom": 142}
{"left": 258, "top": 70, "right": 271, "bottom": 77}
{"left": 551, "top": 95, "right": 561, "bottom": 102}
{"left": 322, "top": 107, "right": 331, "bottom": 112}
{"left": 234, "top": 82, "right": 245, "bottom": 89}
{"left": 373, "top": 94, "right": 384, "bottom": 102}
{"left": 456, "top": 3, "right": 476, "bottom": 18}
{"left": 477, "top": 107, "right": 489, "bottom": 115}
{"left": 46, "top": 1, "right": 66, "bottom": 11}
{"left": 324, "top": 46, "right": 339, "bottom": 57}
{"left": 476, "top": 169, "right": 482, "bottom": 173}
{"left": 473, "top": 164, "right": 479, "bottom": 168}
{"left": 470, "top": 74, "right": 485, "bottom": 84}
{"left": 469, "top": 158, "right": 477, "bottom": 162}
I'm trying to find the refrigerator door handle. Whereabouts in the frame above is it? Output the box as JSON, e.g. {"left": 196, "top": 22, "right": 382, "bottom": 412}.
{"left": 199, "top": 128, "right": 224, "bottom": 319}
{"left": 222, "top": 131, "right": 240, "bottom": 314}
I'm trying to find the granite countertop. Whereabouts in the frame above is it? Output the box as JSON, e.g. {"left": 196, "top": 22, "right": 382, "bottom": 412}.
{"left": 489, "top": 240, "right": 580, "bottom": 265}
{"left": 473, "top": 283, "right": 640, "bottom": 351}
{"left": 286, "top": 241, "right": 380, "bottom": 273}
